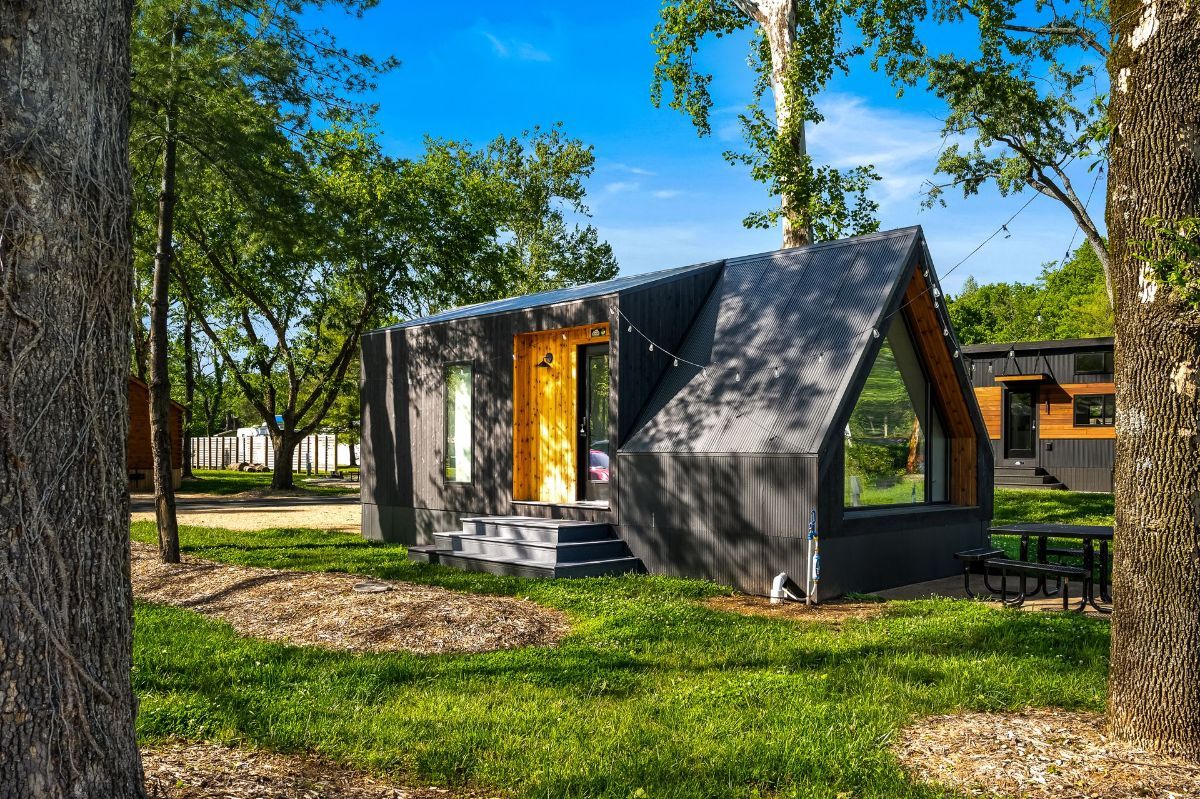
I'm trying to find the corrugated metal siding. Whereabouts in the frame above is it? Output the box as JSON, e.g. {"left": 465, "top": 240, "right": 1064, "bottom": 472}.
{"left": 966, "top": 346, "right": 1114, "bottom": 388}
{"left": 1042, "top": 438, "right": 1114, "bottom": 491}
{"left": 622, "top": 228, "right": 922, "bottom": 455}
{"left": 616, "top": 453, "right": 818, "bottom": 593}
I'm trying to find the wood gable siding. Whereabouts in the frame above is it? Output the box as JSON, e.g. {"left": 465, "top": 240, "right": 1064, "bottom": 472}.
{"left": 513, "top": 322, "right": 609, "bottom": 503}
{"left": 901, "top": 267, "right": 978, "bottom": 506}
{"left": 974, "top": 383, "right": 1116, "bottom": 440}
{"left": 128, "top": 377, "right": 183, "bottom": 470}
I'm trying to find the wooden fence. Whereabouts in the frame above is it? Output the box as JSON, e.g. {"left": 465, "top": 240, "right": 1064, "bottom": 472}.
{"left": 189, "top": 434, "right": 338, "bottom": 473}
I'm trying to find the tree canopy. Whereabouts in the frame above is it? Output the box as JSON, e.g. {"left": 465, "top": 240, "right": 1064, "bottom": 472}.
{"left": 947, "top": 242, "right": 1112, "bottom": 344}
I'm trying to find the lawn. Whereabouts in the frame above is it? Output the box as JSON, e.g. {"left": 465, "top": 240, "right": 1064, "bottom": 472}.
{"left": 130, "top": 504, "right": 1111, "bottom": 799}
{"left": 176, "top": 468, "right": 358, "bottom": 496}
{"left": 991, "top": 488, "right": 1114, "bottom": 559}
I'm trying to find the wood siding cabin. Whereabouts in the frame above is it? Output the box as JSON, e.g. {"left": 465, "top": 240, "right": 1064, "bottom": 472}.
{"left": 360, "top": 227, "right": 994, "bottom": 596}
{"left": 128, "top": 376, "right": 183, "bottom": 491}
{"left": 962, "top": 337, "right": 1115, "bottom": 492}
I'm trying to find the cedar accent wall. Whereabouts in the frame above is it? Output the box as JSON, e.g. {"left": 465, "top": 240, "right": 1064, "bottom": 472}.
{"left": 512, "top": 322, "right": 609, "bottom": 503}
{"left": 974, "top": 383, "right": 1116, "bottom": 440}
{"left": 128, "top": 377, "right": 183, "bottom": 470}
{"left": 901, "top": 268, "right": 978, "bottom": 506}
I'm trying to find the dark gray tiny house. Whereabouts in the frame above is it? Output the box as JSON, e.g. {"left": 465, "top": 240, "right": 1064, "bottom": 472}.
{"left": 361, "top": 227, "right": 995, "bottom": 596}
{"left": 963, "top": 337, "right": 1115, "bottom": 492}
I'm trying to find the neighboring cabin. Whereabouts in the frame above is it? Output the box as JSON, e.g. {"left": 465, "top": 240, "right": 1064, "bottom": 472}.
{"left": 128, "top": 376, "right": 183, "bottom": 492}
{"left": 360, "top": 227, "right": 994, "bottom": 597}
{"left": 962, "top": 337, "right": 1114, "bottom": 492}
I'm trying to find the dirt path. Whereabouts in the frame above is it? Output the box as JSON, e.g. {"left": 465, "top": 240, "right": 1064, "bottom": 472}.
{"left": 130, "top": 494, "right": 360, "bottom": 532}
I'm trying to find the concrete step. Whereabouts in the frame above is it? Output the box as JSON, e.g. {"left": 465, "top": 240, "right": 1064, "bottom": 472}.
{"left": 436, "top": 552, "right": 644, "bottom": 579}
{"left": 459, "top": 516, "right": 610, "bottom": 543}
{"left": 434, "top": 532, "right": 630, "bottom": 564}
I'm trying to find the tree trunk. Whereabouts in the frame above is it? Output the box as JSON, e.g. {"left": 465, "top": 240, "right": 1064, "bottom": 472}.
{"left": 271, "top": 431, "right": 298, "bottom": 490}
{"left": 132, "top": 286, "right": 149, "bottom": 381}
{"left": 1106, "top": 0, "right": 1200, "bottom": 759}
{"left": 0, "top": 0, "right": 146, "bottom": 795}
{"left": 149, "top": 19, "right": 183, "bottom": 564}
{"left": 760, "top": 0, "right": 812, "bottom": 248}
{"left": 181, "top": 308, "right": 195, "bottom": 479}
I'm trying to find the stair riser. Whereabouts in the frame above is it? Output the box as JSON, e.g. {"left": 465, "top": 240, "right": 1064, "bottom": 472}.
{"left": 436, "top": 553, "right": 643, "bottom": 579}
{"left": 460, "top": 520, "right": 610, "bottom": 543}
{"left": 996, "top": 477, "right": 1059, "bottom": 486}
{"left": 994, "top": 468, "right": 1048, "bottom": 477}
{"left": 436, "top": 535, "right": 629, "bottom": 564}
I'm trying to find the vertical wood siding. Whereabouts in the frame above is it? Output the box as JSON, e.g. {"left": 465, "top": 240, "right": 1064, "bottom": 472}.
{"left": 512, "top": 322, "right": 609, "bottom": 503}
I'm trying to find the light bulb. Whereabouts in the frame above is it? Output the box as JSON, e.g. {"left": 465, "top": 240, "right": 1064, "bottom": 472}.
{"left": 943, "top": 327, "right": 949, "bottom": 337}
{"left": 649, "top": 343, "right": 654, "bottom": 352}
{"left": 773, "top": 366, "right": 780, "bottom": 378}
{"left": 953, "top": 349, "right": 960, "bottom": 357}
{"left": 871, "top": 328, "right": 880, "bottom": 339}
{"left": 627, "top": 324, "right": 632, "bottom": 333}
{"left": 673, "top": 358, "right": 679, "bottom": 367}
{"left": 735, "top": 372, "right": 741, "bottom": 383}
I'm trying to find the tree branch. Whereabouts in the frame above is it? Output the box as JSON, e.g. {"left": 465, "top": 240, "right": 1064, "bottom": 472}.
{"left": 999, "top": 21, "right": 1108, "bottom": 58}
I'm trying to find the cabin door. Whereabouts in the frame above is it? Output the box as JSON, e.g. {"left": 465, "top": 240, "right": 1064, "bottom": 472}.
{"left": 577, "top": 344, "right": 610, "bottom": 502}
{"left": 1003, "top": 386, "right": 1038, "bottom": 461}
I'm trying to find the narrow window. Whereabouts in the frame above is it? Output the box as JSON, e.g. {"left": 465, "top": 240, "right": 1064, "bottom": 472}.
{"left": 444, "top": 363, "right": 473, "bottom": 483}
{"left": 1073, "top": 394, "right": 1115, "bottom": 427}
{"left": 1074, "top": 351, "right": 1113, "bottom": 375}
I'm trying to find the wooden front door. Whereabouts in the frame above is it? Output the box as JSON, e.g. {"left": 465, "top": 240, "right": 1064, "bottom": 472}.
{"left": 513, "top": 323, "right": 609, "bottom": 503}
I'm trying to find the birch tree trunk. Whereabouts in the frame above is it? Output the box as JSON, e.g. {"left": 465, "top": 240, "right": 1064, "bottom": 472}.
{"left": 0, "top": 0, "right": 147, "bottom": 794}
{"left": 1106, "top": 0, "right": 1200, "bottom": 758}
{"left": 735, "top": 0, "right": 813, "bottom": 247}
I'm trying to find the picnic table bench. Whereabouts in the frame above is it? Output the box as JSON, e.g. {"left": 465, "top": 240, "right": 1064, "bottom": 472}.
{"left": 955, "top": 524, "right": 1113, "bottom": 613}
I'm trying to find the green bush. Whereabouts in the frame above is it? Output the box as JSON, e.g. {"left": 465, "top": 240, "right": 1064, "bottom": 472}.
{"left": 846, "top": 441, "right": 903, "bottom": 482}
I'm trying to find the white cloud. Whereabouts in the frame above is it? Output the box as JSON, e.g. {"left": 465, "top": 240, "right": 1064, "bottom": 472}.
{"left": 611, "top": 163, "right": 656, "bottom": 176}
{"left": 604, "top": 181, "right": 641, "bottom": 194}
{"left": 652, "top": 189, "right": 682, "bottom": 200}
{"left": 479, "top": 30, "right": 551, "bottom": 62}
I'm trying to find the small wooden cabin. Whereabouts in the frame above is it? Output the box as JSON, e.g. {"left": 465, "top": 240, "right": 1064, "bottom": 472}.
{"left": 962, "top": 337, "right": 1114, "bottom": 492}
{"left": 360, "top": 227, "right": 994, "bottom": 596}
{"left": 128, "top": 376, "right": 184, "bottom": 491}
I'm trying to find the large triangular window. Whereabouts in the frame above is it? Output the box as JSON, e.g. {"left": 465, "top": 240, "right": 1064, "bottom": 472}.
{"left": 844, "top": 314, "right": 948, "bottom": 507}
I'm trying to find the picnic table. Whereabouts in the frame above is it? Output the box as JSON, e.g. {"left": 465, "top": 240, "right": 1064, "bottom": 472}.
{"left": 988, "top": 523, "right": 1112, "bottom": 613}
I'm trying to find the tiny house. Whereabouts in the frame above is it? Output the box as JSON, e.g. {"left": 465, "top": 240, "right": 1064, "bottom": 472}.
{"left": 128, "top": 376, "right": 183, "bottom": 491}
{"left": 360, "top": 227, "right": 994, "bottom": 596}
{"left": 963, "top": 337, "right": 1115, "bottom": 492}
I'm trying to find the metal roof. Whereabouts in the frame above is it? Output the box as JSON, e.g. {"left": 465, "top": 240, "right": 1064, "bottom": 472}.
{"left": 621, "top": 227, "right": 927, "bottom": 455}
{"left": 961, "top": 336, "right": 1113, "bottom": 355}
{"left": 371, "top": 258, "right": 724, "bottom": 332}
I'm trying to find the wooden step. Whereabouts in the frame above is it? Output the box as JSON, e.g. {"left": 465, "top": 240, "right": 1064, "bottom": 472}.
{"left": 433, "top": 531, "right": 629, "bottom": 564}
{"left": 436, "top": 552, "right": 644, "bottom": 579}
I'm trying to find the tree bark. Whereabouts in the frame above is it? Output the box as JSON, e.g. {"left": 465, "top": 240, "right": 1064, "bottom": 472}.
{"left": 0, "top": 0, "right": 146, "bottom": 794}
{"left": 734, "top": 0, "right": 813, "bottom": 248}
{"left": 181, "top": 308, "right": 195, "bottom": 479}
{"left": 149, "top": 18, "right": 183, "bottom": 563}
{"left": 271, "top": 431, "right": 298, "bottom": 490}
{"left": 1106, "top": 0, "right": 1200, "bottom": 759}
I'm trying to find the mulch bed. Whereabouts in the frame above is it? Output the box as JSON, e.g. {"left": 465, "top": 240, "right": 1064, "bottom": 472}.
{"left": 704, "top": 594, "right": 887, "bottom": 627}
{"left": 143, "top": 741, "right": 490, "bottom": 798}
{"left": 894, "top": 708, "right": 1200, "bottom": 798}
{"left": 131, "top": 542, "right": 568, "bottom": 655}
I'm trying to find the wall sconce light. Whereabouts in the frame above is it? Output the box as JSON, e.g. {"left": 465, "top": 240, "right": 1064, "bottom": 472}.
{"left": 537, "top": 352, "right": 553, "bottom": 369}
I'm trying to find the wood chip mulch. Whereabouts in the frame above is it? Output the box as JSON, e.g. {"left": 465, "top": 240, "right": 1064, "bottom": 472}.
{"left": 143, "top": 741, "right": 492, "bottom": 798}
{"left": 704, "top": 594, "right": 886, "bottom": 627}
{"left": 131, "top": 542, "right": 568, "bottom": 655}
{"left": 894, "top": 708, "right": 1200, "bottom": 799}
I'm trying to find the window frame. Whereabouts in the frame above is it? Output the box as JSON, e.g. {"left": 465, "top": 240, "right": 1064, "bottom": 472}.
{"left": 1074, "top": 350, "right": 1113, "bottom": 375}
{"left": 1072, "top": 393, "right": 1116, "bottom": 428}
{"left": 442, "top": 360, "right": 475, "bottom": 485}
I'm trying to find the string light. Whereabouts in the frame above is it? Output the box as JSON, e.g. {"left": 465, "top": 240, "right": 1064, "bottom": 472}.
{"left": 627, "top": 324, "right": 632, "bottom": 333}
{"left": 735, "top": 371, "right": 741, "bottom": 382}
{"left": 871, "top": 328, "right": 880, "bottom": 339}
{"left": 648, "top": 343, "right": 654, "bottom": 352}
{"left": 1002, "top": 224, "right": 1011, "bottom": 239}
{"left": 773, "top": 366, "right": 780, "bottom": 378}
{"left": 673, "top": 358, "right": 679, "bottom": 367}
{"left": 942, "top": 326, "right": 949, "bottom": 337}
{"left": 953, "top": 349, "right": 960, "bottom": 358}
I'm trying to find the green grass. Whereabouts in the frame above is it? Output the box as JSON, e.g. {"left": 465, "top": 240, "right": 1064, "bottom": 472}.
{"left": 131, "top": 519, "right": 1110, "bottom": 799}
{"left": 991, "top": 488, "right": 1114, "bottom": 559}
{"left": 176, "top": 468, "right": 358, "bottom": 496}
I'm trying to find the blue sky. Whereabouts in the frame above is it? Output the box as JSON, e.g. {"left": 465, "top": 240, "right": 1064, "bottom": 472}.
{"left": 315, "top": 1, "right": 1104, "bottom": 295}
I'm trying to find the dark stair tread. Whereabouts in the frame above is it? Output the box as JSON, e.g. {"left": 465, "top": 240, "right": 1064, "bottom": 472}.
{"left": 406, "top": 544, "right": 440, "bottom": 564}
{"left": 434, "top": 531, "right": 617, "bottom": 549}
{"left": 460, "top": 515, "right": 607, "bottom": 529}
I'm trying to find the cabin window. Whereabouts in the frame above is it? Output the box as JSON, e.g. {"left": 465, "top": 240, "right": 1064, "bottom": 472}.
{"left": 1074, "top": 350, "right": 1113, "bottom": 375}
{"left": 844, "top": 316, "right": 947, "bottom": 508}
{"left": 1073, "top": 394, "right": 1115, "bottom": 427}
{"left": 443, "top": 363, "right": 473, "bottom": 483}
